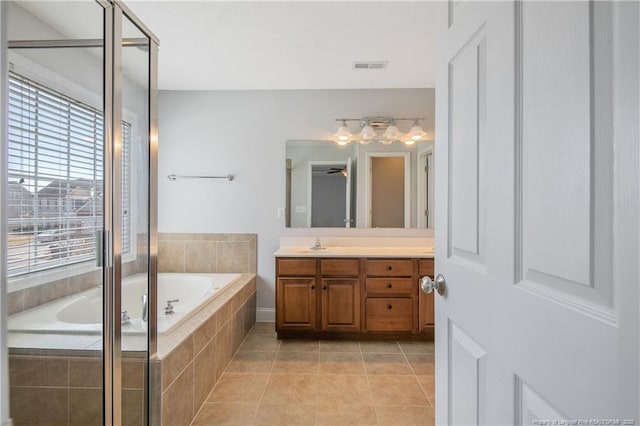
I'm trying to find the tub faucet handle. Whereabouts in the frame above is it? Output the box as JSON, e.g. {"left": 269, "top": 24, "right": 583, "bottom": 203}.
{"left": 121, "top": 310, "right": 132, "bottom": 326}
{"left": 165, "top": 299, "right": 179, "bottom": 315}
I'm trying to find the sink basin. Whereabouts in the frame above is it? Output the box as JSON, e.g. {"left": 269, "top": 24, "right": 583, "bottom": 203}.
{"left": 287, "top": 247, "right": 343, "bottom": 255}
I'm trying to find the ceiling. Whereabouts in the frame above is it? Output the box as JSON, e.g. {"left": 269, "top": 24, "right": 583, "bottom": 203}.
{"left": 125, "top": 1, "right": 438, "bottom": 91}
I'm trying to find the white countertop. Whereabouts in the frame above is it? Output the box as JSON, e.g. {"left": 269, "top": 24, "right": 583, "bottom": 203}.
{"left": 274, "top": 237, "right": 434, "bottom": 258}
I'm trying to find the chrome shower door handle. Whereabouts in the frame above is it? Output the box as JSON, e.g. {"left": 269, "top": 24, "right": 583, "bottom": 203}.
{"left": 420, "top": 274, "right": 446, "bottom": 296}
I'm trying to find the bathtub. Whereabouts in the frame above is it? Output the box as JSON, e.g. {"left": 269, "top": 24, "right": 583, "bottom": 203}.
{"left": 8, "top": 272, "right": 242, "bottom": 336}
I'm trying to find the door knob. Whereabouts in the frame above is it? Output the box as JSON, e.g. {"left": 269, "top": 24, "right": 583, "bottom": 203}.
{"left": 420, "top": 274, "right": 446, "bottom": 296}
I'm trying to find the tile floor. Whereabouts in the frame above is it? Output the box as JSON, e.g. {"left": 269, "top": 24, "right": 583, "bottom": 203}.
{"left": 191, "top": 322, "right": 435, "bottom": 426}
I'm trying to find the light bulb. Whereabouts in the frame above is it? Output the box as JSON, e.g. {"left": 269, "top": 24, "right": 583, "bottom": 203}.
{"left": 359, "top": 123, "right": 377, "bottom": 141}
{"left": 334, "top": 120, "right": 353, "bottom": 142}
{"left": 407, "top": 121, "right": 426, "bottom": 141}
{"left": 383, "top": 124, "right": 400, "bottom": 140}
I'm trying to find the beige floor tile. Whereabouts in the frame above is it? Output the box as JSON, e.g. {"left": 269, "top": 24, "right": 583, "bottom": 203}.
{"left": 363, "top": 353, "right": 413, "bottom": 375}
{"left": 317, "top": 375, "right": 374, "bottom": 405}
{"left": 405, "top": 353, "right": 435, "bottom": 375}
{"left": 398, "top": 341, "right": 435, "bottom": 354}
{"left": 319, "top": 352, "right": 366, "bottom": 375}
{"left": 239, "top": 333, "right": 281, "bottom": 352}
{"left": 376, "top": 405, "right": 435, "bottom": 425}
{"left": 254, "top": 404, "right": 316, "bottom": 426}
{"left": 225, "top": 351, "right": 276, "bottom": 373}
{"left": 272, "top": 352, "right": 319, "bottom": 374}
{"left": 261, "top": 374, "right": 319, "bottom": 405}
{"left": 279, "top": 339, "right": 320, "bottom": 352}
{"left": 359, "top": 341, "right": 401, "bottom": 353}
{"left": 192, "top": 402, "right": 258, "bottom": 426}
{"left": 316, "top": 405, "right": 378, "bottom": 426}
{"left": 319, "top": 340, "right": 361, "bottom": 353}
{"left": 368, "top": 375, "right": 429, "bottom": 406}
{"left": 207, "top": 372, "right": 269, "bottom": 403}
{"left": 250, "top": 322, "right": 276, "bottom": 335}
{"left": 416, "top": 375, "right": 436, "bottom": 406}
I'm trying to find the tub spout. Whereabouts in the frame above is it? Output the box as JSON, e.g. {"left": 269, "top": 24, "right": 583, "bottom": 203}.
{"left": 141, "top": 294, "right": 148, "bottom": 322}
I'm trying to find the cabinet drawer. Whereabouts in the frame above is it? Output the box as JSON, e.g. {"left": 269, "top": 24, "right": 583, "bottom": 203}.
{"left": 419, "top": 259, "right": 434, "bottom": 278}
{"left": 277, "top": 258, "right": 317, "bottom": 276}
{"left": 366, "top": 259, "right": 413, "bottom": 277}
{"left": 321, "top": 259, "right": 360, "bottom": 277}
{"left": 366, "top": 278, "right": 414, "bottom": 295}
{"left": 365, "top": 298, "right": 413, "bottom": 332}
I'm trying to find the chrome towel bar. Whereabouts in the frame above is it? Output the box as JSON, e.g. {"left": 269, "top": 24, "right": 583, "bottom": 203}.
{"left": 167, "top": 174, "right": 235, "bottom": 181}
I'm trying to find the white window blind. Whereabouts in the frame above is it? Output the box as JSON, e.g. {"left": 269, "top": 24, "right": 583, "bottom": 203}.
{"left": 7, "top": 72, "right": 132, "bottom": 277}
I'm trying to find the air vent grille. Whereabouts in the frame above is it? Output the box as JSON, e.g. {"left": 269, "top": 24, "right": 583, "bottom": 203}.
{"left": 353, "top": 61, "right": 389, "bottom": 70}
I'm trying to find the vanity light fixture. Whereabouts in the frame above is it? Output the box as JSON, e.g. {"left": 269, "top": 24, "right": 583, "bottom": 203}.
{"left": 407, "top": 119, "right": 427, "bottom": 141}
{"left": 333, "top": 116, "right": 427, "bottom": 146}
{"left": 334, "top": 119, "right": 353, "bottom": 143}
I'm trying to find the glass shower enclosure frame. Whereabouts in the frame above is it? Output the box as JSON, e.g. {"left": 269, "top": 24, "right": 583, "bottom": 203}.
{"left": 2, "top": 1, "right": 158, "bottom": 424}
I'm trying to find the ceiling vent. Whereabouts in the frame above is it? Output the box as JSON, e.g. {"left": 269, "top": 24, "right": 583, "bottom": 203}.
{"left": 353, "top": 61, "right": 389, "bottom": 70}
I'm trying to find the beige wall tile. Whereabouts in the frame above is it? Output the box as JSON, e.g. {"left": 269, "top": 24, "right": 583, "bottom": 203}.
{"left": 158, "top": 240, "right": 185, "bottom": 273}
{"left": 10, "top": 356, "right": 68, "bottom": 387}
{"left": 69, "top": 358, "right": 101, "bottom": 388}
{"left": 194, "top": 312, "right": 217, "bottom": 354}
{"left": 194, "top": 339, "right": 217, "bottom": 410}
{"left": 163, "top": 335, "right": 194, "bottom": 391}
{"left": 214, "top": 323, "right": 232, "bottom": 380}
{"left": 122, "top": 360, "right": 145, "bottom": 390}
{"left": 123, "top": 389, "right": 145, "bottom": 426}
{"left": 69, "top": 270, "right": 101, "bottom": 294}
{"left": 7, "top": 290, "right": 24, "bottom": 315}
{"left": 216, "top": 241, "right": 249, "bottom": 273}
{"left": 185, "top": 241, "right": 216, "bottom": 273}
{"left": 69, "top": 388, "right": 102, "bottom": 426}
{"left": 10, "top": 386, "right": 69, "bottom": 426}
{"left": 162, "top": 362, "right": 194, "bottom": 426}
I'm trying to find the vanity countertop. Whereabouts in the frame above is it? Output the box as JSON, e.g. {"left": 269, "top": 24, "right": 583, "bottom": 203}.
{"left": 274, "top": 246, "right": 434, "bottom": 258}
{"left": 274, "top": 236, "right": 434, "bottom": 258}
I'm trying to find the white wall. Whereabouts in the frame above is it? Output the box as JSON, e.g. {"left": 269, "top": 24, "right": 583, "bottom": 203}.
{"left": 158, "top": 89, "right": 435, "bottom": 315}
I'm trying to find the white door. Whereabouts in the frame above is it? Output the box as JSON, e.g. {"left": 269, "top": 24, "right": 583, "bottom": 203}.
{"left": 434, "top": 1, "right": 639, "bottom": 424}
{"left": 345, "top": 157, "right": 352, "bottom": 228}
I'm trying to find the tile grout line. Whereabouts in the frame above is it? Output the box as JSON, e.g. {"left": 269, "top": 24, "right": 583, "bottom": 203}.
{"left": 250, "top": 331, "right": 278, "bottom": 425}
{"left": 400, "top": 343, "right": 437, "bottom": 412}
{"left": 359, "top": 341, "right": 382, "bottom": 426}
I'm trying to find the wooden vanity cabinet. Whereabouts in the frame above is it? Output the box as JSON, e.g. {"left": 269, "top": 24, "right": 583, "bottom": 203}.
{"left": 276, "top": 256, "right": 435, "bottom": 339}
{"left": 276, "top": 259, "right": 318, "bottom": 331}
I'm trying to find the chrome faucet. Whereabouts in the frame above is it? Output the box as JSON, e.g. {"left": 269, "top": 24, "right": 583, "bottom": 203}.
{"left": 311, "top": 237, "right": 323, "bottom": 250}
{"left": 141, "top": 294, "right": 148, "bottom": 322}
{"left": 121, "top": 310, "right": 131, "bottom": 326}
{"left": 164, "top": 299, "right": 179, "bottom": 315}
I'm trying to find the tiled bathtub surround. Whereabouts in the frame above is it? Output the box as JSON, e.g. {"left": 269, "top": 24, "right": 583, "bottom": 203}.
{"left": 9, "top": 353, "right": 147, "bottom": 426}
{"left": 152, "top": 274, "right": 257, "bottom": 426}
{"left": 158, "top": 233, "right": 257, "bottom": 274}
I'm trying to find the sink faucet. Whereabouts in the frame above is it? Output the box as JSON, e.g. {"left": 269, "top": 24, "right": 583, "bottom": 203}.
{"left": 311, "top": 237, "right": 323, "bottom": 250}
{"left": 165, "top": 299, "right": 179, "bottom": 315}
{"left": 141, "top": 294, "right": 148, "bottom": 322}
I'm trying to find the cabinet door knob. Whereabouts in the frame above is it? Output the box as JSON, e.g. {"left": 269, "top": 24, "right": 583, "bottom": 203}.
{"left": 387, "top": 265, "right": 393, "bottom": 271}
{"left": 387, "top": 304, "right": 393, "bottom": 309}
{"left": 310, "top": 285, "right": 315, "bottom": 290}
{"left": 387, "top": 283, "right": 393, "bottom": 289}
{"left": 322, "top": 285, "right": 327, "bottom": 290}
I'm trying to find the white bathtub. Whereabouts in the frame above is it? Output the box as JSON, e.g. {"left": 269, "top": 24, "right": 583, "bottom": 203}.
{"left": 8, "top": 273, "right": 242, "bottom": 336}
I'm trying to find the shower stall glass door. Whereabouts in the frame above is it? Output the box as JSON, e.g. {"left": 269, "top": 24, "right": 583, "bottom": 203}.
{"left": 4, "top": 1, "right": 158, "bottom": 425}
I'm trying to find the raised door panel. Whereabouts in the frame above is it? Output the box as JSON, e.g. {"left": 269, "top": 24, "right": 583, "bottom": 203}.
{"left": 276, "top": 277, "right": 317, "bottom": 331}
{"left": 321, "top": 278, "right": 360, "bottom": 332}
{"left": 419, "top": 259, "right": 435, "bottom": 332}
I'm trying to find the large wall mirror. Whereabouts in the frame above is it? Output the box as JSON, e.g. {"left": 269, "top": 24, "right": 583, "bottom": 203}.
{"left": 285, "top": 140, "right": 434, "bottom": 229}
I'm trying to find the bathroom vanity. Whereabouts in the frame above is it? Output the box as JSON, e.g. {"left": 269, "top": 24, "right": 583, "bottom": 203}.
{"left": 274, "top": 238, "right": 435, "bottom": 340}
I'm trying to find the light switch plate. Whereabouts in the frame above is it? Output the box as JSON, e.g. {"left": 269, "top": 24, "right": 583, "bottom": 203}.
{"left": 277, "top": 208, "right": 285, "bottom": 219}
{"left": 295, "top": 206, "right": 307, "bottom": 214}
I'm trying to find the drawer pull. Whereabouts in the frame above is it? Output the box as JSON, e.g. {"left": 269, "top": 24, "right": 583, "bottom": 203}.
{"left": 387, "top": 304, "right": 393, "bottom": 310}
{"left": 387, "top": 283, "right": 393, "bottom": 289}
{"left": 387, "top": 265, "right": 393, "bottom": 271}
{"left": 310, "top": 285, "right": 315, "bottom": 290}
{"left": 322, "top": 285, "right": 327, "bottom": 290}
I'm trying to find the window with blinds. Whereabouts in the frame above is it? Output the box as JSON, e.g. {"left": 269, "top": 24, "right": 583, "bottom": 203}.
{"left": 7, "top": 72, "right": 132, "bottom": 277}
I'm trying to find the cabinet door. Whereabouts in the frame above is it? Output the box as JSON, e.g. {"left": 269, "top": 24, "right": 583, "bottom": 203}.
{"left": 276, "top": 277, "right": 317, "bottom": 331}
{"left": 321, "top": 278, "right": 360, "bottom": 332}
{"left": 418, "top": 259, "right": 435, "bottom": 335}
